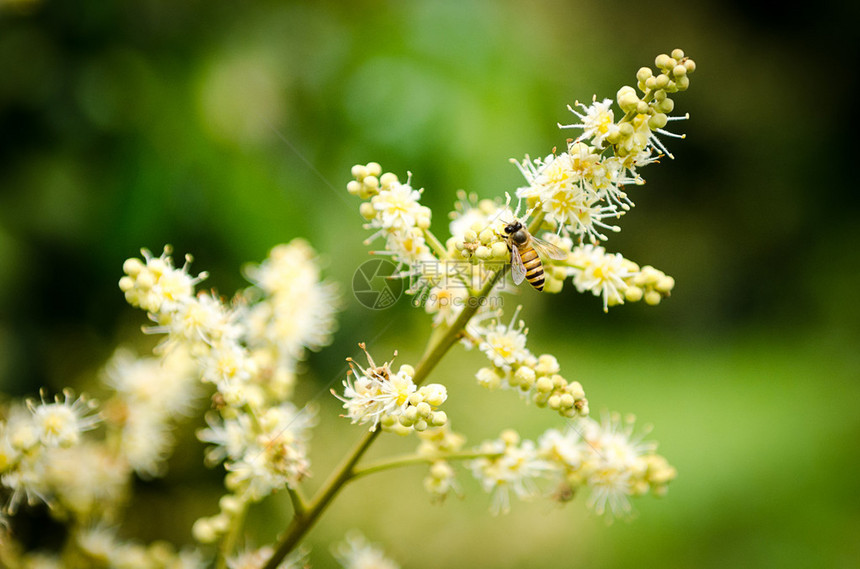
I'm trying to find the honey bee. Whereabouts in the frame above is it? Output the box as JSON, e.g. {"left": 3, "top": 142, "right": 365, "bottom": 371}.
{"left": 503, "top": 220, "right": 567, "bottom": 291}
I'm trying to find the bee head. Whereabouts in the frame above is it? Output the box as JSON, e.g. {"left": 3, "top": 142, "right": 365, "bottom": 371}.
{"left": 503, "top": 220, "right": 522, "bottom": 235}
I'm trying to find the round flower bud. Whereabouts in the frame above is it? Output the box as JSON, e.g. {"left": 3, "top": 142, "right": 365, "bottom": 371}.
{"left": 491, "top": 241, "right": 509, "bottom": 259}
{"left": 675, "top": 75, "right": 690, "bottom": 91}
{"left": 536, "top": 354, "right": 560, "bottom": 375}
{"left": 671, "top": 48, "right": 685, "bottom": 60}
{"left": 684, "top": 59, "right": 696, "bottom": 74}
{"left": 656, "top": 97, "right": 675, "bottom": 114}
{"left": 636, "top": 101, "right": 650, "bottom": 114}
{"left": 478, "top": 228, "right": 495, "bottom": 243}
{"left": 655, "top": 53, "right": 673, "bottom": 70}
{"left": 567, "top": 380, "right": 585, "bottom": 399}
{"left": 420, "top": 384, "right": 447, "bottom": 407}
{"left": 514, "top": 365, "right": 536, "bottom": 389}
{"left": 219, "top": 494, "right": 242, "bottom": 515}
{"left": 672, "top": 64, "right": 687, "bottom": 78}
{"left": 414, "top": 419, "right": 428, "bottom": 432}
{"left": 464, "top": 229, "right": 478, "bottom": 242}
{"left": 625, "top": 285, "right": 644, "bottom": 302}
{"left": 475, "top": 245, "right": 492, "bottom": 260}
{"left": 476, "top": 367, "right": 502, "bottom": 390}
{"left": 415, "top": 401, "right": 432, "bottom": 418}
{"left": 536, "top": 376, "right": 553, "bottom": 393}
{"left": 366, "top": 162, "right": 382, "bottom": 177}
{"left": 363, "top": 175, "right": 379, "bottom": 191}
{"left": 192, "top": 518, "right": 218, "bottom": 544}
{"left": 617, "top": 86, "right": 640, "bottom": 112}
{"left": 359, "top": 202, "right": 376, "bottom": 220}
{"left": 636, "top": 66, "right": 653, "bottom": 83}
{"left": 547, "top": 394, "right": 561, "bottom": 410}
{"left": 648, "top": 113, "right": 668, "bottom": 130}
{"left": 644, "top": 290, "right": 662, "bottom": 306}
{"left": 123, "top": 257, "right": 144, "bottom": 276}
{"left": 379, "top": 172, "right": 399, "bottom": 189}
{"left": 644, "top": 76, "right": 657, "bottom": 90}
{"left": 351, "top": 164, "right": 367, "bottom": 180}
{"left": 656, "top": 275, "right": 675, "bottom": 294}
{"left": 430, "top": 411, "right": 448, "bottom": 427}
{"left": 559, "top": 393, "right": 575, "bottom": 409}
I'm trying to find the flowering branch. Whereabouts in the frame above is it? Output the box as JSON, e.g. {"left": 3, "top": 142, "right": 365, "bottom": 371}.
{"left": 0, "top": 48, "right": 693, "bottom": 569}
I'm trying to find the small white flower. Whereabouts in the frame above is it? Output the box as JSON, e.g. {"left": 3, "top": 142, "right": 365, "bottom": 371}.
{"left": 475, "top": 306, "right": 530, "bottom": 370}
{"left": 468, "top": 430, "right": 554, "bottom": 514}
{"left": 561, "top": 98, "right": 620, "bottom": 147}
{"left": 28, "top": 389, "right": 99, "bottom": 448}
{"left": 333, "top": 531, "right": 400, "bottom": 569}
{"left": 569, "top": 244, "right": 636, "bottom": 311}
{"left": 370, "top": 181, "right": 429, "bottom": 232}
{"left": 119, "top": 246, "right": 207, "bottom": 315}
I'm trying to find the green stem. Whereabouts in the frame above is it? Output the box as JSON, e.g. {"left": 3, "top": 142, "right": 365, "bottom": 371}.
{"left": 261, "top": 264, "right": 506, "bottom": 569}
{"left": 423, "top": 227, "right": 450, "bottom": 260}
{"left": 349, "top": 450, "right": 503, "bottom": 482}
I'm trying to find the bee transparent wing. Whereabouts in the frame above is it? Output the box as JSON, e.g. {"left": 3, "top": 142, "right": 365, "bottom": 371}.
{"left": 509, "top": 244, "right": 527, "bottom": 285}
{"left": 530, "top": 234, "right": 568, "bottom": 261}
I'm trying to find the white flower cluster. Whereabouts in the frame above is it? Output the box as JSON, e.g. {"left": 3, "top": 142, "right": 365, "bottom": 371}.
{"left": 119, "top": 240, "right": 339, "bottom": 543}
{"left": 568, "top": 244, "right": 675, "bottom": 312}
{"left": 348, "top": 166, "right": 505, "bottom": 328}
{"left": 348, "top": 163, "right": 435, "bottom": 270}
{"left": 76, "top": 526, "right": 205, "bottom": 569}
{"left": 471, "top": 306, "right": 589, "bottom": 419}
{"left": 333, "top": 531, "right": 400, "bottom": 569}
{"left": 334, "top": 344, "right": 448, "bottom": 434}
{"left": 515, "top": 49, "right": 695, "bottom": 244}
{"left": 102, "top": 347, "right": 199, "bottom": 478}
{"left": 460, "top": 414, "right": 674, "bottom": 518}
{"left": 468, "top": 429, "right": 555, "bottom": 515}
{"left": 0, "top": 361, "right": 209, "bottom": 566}
{"left": 0, "top": 390, "right": 102, "bottom": 518}
{"left": 538, "top": 414, "right": 677, "bottom": 517}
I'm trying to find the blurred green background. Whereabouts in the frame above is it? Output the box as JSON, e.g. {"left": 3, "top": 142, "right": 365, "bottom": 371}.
{"left": 1, "top": 0, "right": 858, "bottom": 567}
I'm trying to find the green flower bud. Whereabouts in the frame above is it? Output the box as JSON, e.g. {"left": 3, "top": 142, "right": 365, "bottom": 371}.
{"left": 655, "top": 53, "right": 673, "bottom": 70}
{"left": 359, "top": 202, "right": 376, "bottom": 220}
{"left": 636, "top": 66, "right": 653, "bottom": 83}
{"left": 648, "top": 113, "right": 668, "bottom": 130}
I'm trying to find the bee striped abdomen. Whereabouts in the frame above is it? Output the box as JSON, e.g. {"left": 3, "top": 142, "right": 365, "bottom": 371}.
{"left": 519, "top": 246, "right": 545, "bottom": 291}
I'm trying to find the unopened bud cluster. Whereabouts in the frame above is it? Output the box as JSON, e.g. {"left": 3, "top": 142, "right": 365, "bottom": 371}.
{"left": 448, "top": 192, "right": 510, "bottom": 263}
{"left": 473, "top": 308, "right": 589, "bottom": 419}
